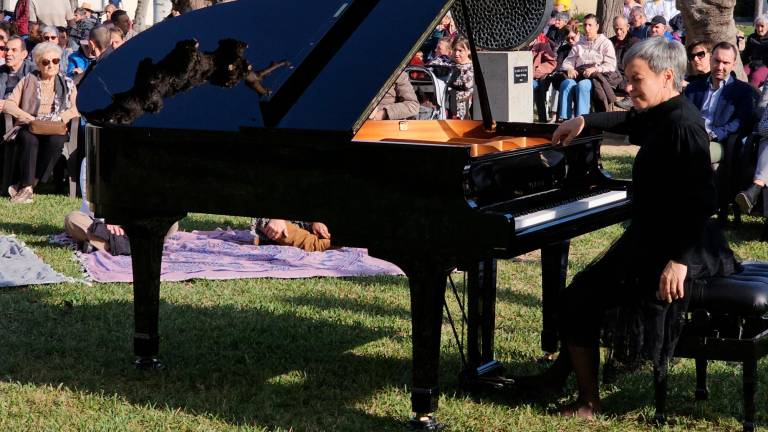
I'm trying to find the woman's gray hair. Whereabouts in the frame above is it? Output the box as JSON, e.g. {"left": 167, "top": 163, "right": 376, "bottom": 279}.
{"left": 755, "top": 14, "right": 768, "bottom": 27}
{"left": 622, "top": 37, "right": 687, "bottom": 92}
{"left": 40, "top": 25, "right": 58, "bottom": 36}
{"left": 31, "top": 42, "right": 63, "bottom": 63}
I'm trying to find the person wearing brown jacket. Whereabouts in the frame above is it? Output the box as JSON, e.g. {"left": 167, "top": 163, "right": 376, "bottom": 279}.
{"left": 369, "top": 71, "right": 419, "bottom": 120}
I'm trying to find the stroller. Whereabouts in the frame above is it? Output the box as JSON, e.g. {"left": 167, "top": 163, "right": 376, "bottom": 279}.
{"left": 404, "top": 65, "right": 455, "bottom": 120}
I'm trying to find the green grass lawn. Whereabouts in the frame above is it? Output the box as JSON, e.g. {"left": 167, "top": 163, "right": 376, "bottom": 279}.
{"left": 2, "top": 154, "right": 768, "bottom": 431}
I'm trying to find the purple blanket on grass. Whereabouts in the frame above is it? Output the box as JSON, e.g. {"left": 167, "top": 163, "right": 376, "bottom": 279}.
{"left": 76, "top": 229, "right": 404, "bottom": 283}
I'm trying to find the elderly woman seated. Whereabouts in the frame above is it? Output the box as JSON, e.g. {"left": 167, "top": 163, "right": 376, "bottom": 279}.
{"left": 3, "top": 41, "right": 79, "bottom": 204}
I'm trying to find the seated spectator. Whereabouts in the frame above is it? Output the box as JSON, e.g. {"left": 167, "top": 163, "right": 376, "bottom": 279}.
{"left": 0, "top": 22, "right": 14, "bottom": 42}
{"left": 669, "top": 13, "right": 684, "bottom": 43}
{"left": 0, "top": 37, "right": 35, "bottom": 103}
{"left": 684, "top": 42, "right": 756, "bottom": 144}
{"left": 426, "top": 37, "right": 453, "bottom": 66}
{"left": 103, "top": 3, "right": 117, "bottom": 23}
{"left": 736, "top": 104, "right": 768, "bottom": 213}
{"left": 251, "top": 218, "right": 331, "bottom": 252}
{"left": 611, "top": 16, "right": 632, "bottom": 67}
{"left": 3, "top": 42, "right": 79, "bottom": 204}
{"left": 545, "top": 12, "right": 570, "bottom": 49}
{"left": 685, "top": 42, "right": 757, "bottom": 219}
{"left": 557, "top": 14, "right": 617, "bottom": 120}
{"left": 111, "top": 10, "right": 136, "bottom": 40}
{"left": 535, "top": 25, "right": 581, "bottom": 123}
{"left": 610, "top": 15, "right": 633, "bottom": 109}
{"left": 67, "top": 5, "right": 99, "bottom": 50}
{"left": 531, "top": 33, "right": 557, "bottom": 122}
{"left": 649, "top": 15, "right": 674, "bottom": 41}
{"left": 40, "top": 26, "right": 69, "bottom": 73}
{"left": 369, "top": 71, "right": 419, "bottom": 120}
{"left": 0, "top": 39, "right": 7, "bottom": 67}
{"left": 629, "top": 7, "right": 650, "bottom": 42}
{"left": 742, "top": 15, "right": 768, "bottom": 89}
{"left": 108, "top": 26, "right": 124, "bottom": 50}
{"left": 623, "top": 0, "right": 642, "bottom": 20}
{"left": 685, "top": 38, "right": 712, "bottom": 84}
{"left": 67, "top": 39, "right": 92, "bottom": 78}
{"left": 449, "top": 36, "right": 474, "bottom": 119}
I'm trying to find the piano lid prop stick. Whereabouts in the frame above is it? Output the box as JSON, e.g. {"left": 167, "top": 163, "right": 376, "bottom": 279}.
{"left": 459, "top": 0, "right": 495, "bottom": 132}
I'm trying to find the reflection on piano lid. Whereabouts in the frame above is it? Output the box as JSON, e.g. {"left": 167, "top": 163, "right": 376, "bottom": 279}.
{"left": 77, "top": 0, "right": 453, "bottom": 132}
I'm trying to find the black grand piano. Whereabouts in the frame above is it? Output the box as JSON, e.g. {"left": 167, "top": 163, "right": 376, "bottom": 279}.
{"left": 78, "top": 0, "right": 631, "bottom": 428}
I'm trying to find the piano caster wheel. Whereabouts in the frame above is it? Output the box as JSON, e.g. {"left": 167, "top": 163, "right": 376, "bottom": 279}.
{"left": 134, "top": 356, "right": 166, "bottom": 371}
{"left": 405, "top": 415, "right": 444, "bottom": 431}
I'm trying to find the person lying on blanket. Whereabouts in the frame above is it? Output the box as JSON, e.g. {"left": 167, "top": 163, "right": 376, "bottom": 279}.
{"left": 250, "top": 218, "right": 331, "bottom": 252}
{"left": 64, "top": 158, "right": 177, "bottom": 255}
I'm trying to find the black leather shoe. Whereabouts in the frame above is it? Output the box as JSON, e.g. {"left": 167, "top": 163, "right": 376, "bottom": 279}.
{"left": 736, "top": 184, "right": 763, "bottom": 215}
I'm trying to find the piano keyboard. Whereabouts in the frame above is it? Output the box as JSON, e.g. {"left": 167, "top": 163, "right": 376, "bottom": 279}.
{"left": 513, "top": 190, "right": 627, "bottom": 232}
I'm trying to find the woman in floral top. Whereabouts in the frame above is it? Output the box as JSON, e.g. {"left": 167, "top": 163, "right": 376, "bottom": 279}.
{"left": 451, "top": 37, "right": 474, "bottom": 119}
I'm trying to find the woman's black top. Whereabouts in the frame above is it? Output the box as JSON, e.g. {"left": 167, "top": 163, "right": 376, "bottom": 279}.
{"left": 743, "top": 32, "right": 768, "bottom": 68}
{"left": 582, "top": 95, "right": 736, "bottom": 280}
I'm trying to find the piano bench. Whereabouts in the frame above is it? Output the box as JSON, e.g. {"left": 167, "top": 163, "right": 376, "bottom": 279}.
{"left": 653, "top": 262, "right": 768, "bottom": 432}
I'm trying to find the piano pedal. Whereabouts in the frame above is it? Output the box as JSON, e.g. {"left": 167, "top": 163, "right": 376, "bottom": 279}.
{"left": 134, "top": 356, "right": 166, "bottom": 371}
{"left": 537, "top": 352, "right": 557, "bottom": 364}
{"left": 405, "top": 414, "right": 444, "bottom": 431}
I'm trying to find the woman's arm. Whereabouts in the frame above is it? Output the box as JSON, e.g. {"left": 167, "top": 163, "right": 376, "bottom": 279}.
{"left": 583, "top": 111, "right": 630, "bottom": 134}
{"left": 3, "top": 76, "right": 35, "bottom": 123}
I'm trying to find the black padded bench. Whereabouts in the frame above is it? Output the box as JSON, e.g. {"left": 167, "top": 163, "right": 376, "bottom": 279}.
{"left": 654, "top": 262, "right": 768, "bottom": 431}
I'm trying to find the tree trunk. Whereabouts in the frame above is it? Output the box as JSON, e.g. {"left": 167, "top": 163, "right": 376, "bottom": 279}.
{"left": 677, "top": 0, "right": 747, "bottom": 80}
{"left": 134, "top": 0, "right": 148, "bottom": 32}
{"left": 597, "top": 0, "right": 625, "bottom": 38}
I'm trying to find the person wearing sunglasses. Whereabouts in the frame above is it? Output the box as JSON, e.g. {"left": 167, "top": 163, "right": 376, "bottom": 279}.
{"left": 684, "top": 38, "right": 712, "bottom": 85}
{"left": 2, "top": 41, "right": 79, "bottom": 204}
{"left": 40, "top": 26, "right": 69, "bottom": 74}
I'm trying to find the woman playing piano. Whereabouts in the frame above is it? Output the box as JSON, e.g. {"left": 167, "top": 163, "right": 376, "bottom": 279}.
{"left": 520, "top": 36, "right": 738, "bottom": 419}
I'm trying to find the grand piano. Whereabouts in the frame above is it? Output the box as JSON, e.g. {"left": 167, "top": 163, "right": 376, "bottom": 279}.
{"left": 78, "top": 0, "right": 632, "bottom": 428}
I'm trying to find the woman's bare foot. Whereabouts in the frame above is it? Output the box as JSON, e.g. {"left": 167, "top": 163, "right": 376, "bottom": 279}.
{"left": 561, "top": 400, "right": 600, "bottom": 420}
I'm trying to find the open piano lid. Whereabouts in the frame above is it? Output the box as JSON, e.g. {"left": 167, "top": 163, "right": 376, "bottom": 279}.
{"left": 77, "top": 0, "right": 453, "bottom": 133}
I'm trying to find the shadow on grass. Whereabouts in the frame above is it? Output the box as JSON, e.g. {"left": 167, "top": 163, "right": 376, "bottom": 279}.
{"left": 599, "top": 363, "right": 767, "bottom": 427}
{"left": 0, "top": 287, "right": 475, "bottom": 431}
{"left": 282, "top": 293, "right": 411, "bottom": 320}
{"left": 0, "top": 221, "right": 61, "bottom": 236}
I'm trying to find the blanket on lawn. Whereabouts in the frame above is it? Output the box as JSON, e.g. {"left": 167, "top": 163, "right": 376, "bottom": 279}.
{"left": 0, "top": 236, "right": 73, "bottom": 287}
{"left": 74, "top": 229, "right": 404, "bottom": 283}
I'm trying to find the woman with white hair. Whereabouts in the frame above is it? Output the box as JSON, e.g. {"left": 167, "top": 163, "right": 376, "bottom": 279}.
{"left": 3, "top": 42, "right": 78, "bottom": 204}
{"left": 516, "top": 37, "right": 737, "bottom": 419}
{"left": 743, "top": 14, "right": 768, "bottom": 88}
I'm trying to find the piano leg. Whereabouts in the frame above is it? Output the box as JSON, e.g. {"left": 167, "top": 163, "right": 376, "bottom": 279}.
{"left": 405, "top": 262, "right": 451, "bottom": 431}
{"left": 540, "top": 240, "right": 571, "bottom": 357}
{"left": 460, "top": 259, "right": 510, "bottom": 390}
{"left": 124, "top": 216, "right": 181, "bottom": 370}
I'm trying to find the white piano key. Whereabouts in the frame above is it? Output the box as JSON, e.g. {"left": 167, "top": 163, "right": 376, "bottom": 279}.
{"left": 513, "top": 190, "right": 627, "bottom": 231}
